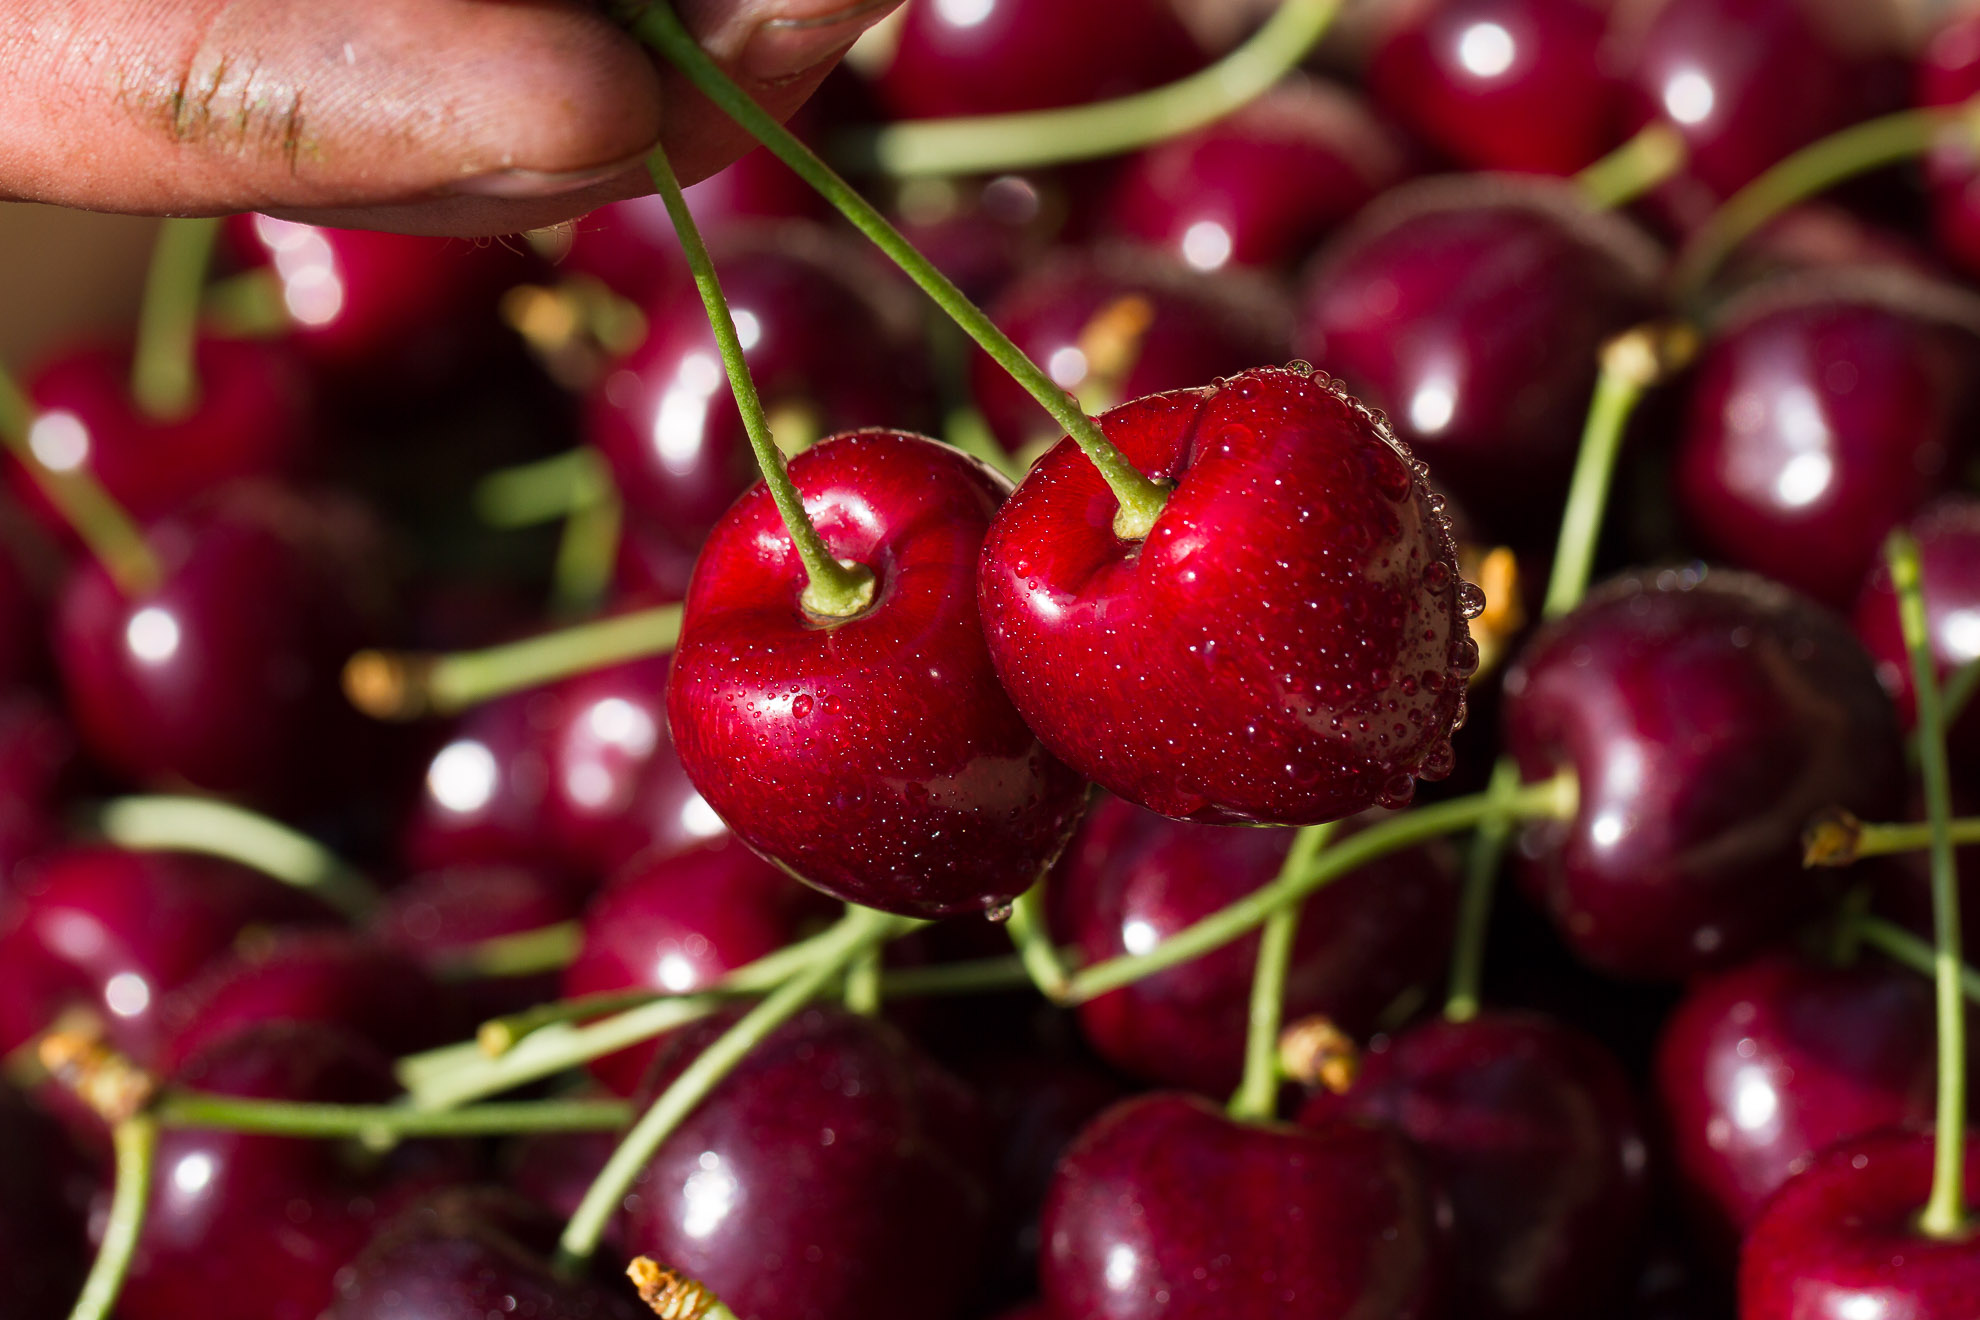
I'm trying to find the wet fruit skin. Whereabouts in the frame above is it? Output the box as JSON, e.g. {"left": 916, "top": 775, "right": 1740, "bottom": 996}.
{"left": 1501, "top": 569, "right": 1904, "bottom": 980}
{"left": 1300, "top": 1010, "right": 1651, "bottom": 1320}
{"left": 1656, "top": 951, "right": 1937, "bottom": 1248}
{"left": 1039, "top": 1092, "right": 1445, "bottom": 1320}
{"left": 667, "top": 430, "right": 1087, "bottom": 919}
{"left": 623, "top": 1007, "right": 990, "bottom": 1320}
{"left": 978, "top": 366, "right": 1471, "bottom": 826}
{"left": 1297, "top": 177, "right": 1660, "bottom": 539}
{"left": 1853, "top": 495, "right": 1980, "bottom": 763}
{"left": 1054, "top": 796, "right": 1458, "bottom": 1094}
{"left": 1738, "top": 1129, "right": 1980, "bottom": 1320}
{"left": 1674, "top": 278, "right": 1980, "bottom": 607}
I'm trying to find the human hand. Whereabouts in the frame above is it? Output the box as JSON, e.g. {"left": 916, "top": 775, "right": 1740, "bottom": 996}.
{"left": 0, "top": 0, "right": 898, "bottom": 236}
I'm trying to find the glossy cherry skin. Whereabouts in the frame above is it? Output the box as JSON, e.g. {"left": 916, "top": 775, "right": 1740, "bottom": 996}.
{"left": 1366, "top": 0, "right": 1622, "bottom": 175}
{"left": 587, "top": 225, "right": 939, "bottom": 563}
{"left": 399, "top": 689, "right": 578, "bottom": 885}
{"left": 1675, "top": 277, "right": 1980, "bottom": 606}
{"left": 0, "top": 847, "right": 330, "bottom": 1061}
{"left": 1501, "top": 569, "right": 1904, "bottom": 979}
{"left": 876, "top": 0, "right": 1203, "bottom": 121}
{"left": 0, "top": 1080, "right": 88, "bottom": 1318}
{"left": 1301, "top": 1011, "right": 1650, "bottom": 1320}
{"left": 979, "top": 367, "right": 1471, "bottom": 825}
{"left": 1919, "top": 12, "right": 1980, "bottom": 277}
{"left": 1054, "top": 796, "right": 1457, "bottom": 1094}
{"left": 0, "top": 693, "right": 75, "bottom": 892}
{"left": 561, "top": 838, "right": 834, "bottom": 1093}
{"left": 1102, "top": 78, "right": 1408, "bottom": 272}
{"left": 1656, "top": 951, "right": 1937, "bottom": 1247}
{"left": 1739, "top": 1128, "right": 1980, "bottom": 1319}
{"left": 1854, "top": 495, "right": 1980, "bottom": 762}
{"left": 667, "top": 430, "right": 1086, "bottom": 918}
{"left": 971, "top": 246, "right": 1294, "bottom": 456}
{"left": 1297, "top": 177, "right": 1660, "bottom": 537}
{"left": 15, "top": 337, "right": 310, "bottom": 534}
{"left": 623, "top": 1007, "right": 990, "bottom": 1320}
{"left": 1040, "top": 1093, "right": 1445, "bottom": 1319}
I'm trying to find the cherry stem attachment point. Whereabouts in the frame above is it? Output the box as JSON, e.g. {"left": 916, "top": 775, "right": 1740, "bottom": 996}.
{"left": 1574, "top": 122, "right": 1687, "bottom": 212}
{"left": 1889, "top": 529, "right": 1969, "bottom": 1237}
{"left": 95, "top": 795, "right": 376, "bottom": 920}
{"left": 1804, "top": 808, "right": 1980, "bottom": 868}
{"left": 1230, "top": 823, "right": 1331, "bottom": 1122}
{"left": 131, "top": 218, "right": 220, "bottom": 421}
{"left": 150, "top": 1092, "right": 628, "bottom": 1142}
{"left": 628, "top": 1258, "right": 738, "bottom": 1320}
{"left": 644, "top": 141, "right": 874, "bottom": 619}
{"left": 623, "top": 1, "right": 1167, "bottom": 541}
{"left": 344, "top": 603, "right": 683, "bottom": 721}
{"left": 846, "top": 0, "right": 1341, "bottom": 177}
{"left": 66, "top": 1115, "right": 156, "bottom": 1320}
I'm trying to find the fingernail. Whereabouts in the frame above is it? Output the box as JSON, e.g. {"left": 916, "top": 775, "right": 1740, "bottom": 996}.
{"left": 741, "top": 0, "right": 898, "bottom": 82}
{"left": 449, "top": 153, "right": 647, "bottom": 200}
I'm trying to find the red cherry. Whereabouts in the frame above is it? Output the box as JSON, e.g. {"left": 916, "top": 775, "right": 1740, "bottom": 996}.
{"left": 1040, "top": 1093, "right": 1445, "bottom": 1318}
{"left": 1502, "top": 569, "right": 1903, "bottom": 979}
{"left": 1657, "top": 951, "right": 1937, "bottom": 1247}
{"left": 370, "top": 863, "right": 581, "bottom": 1021}
{"left": 0, "top": 693, "right": 75, "bottom": 892}
{"left": 1739, "top": 1129, "right": 1980, "bottom": 1319}
{"left": 1053, "top": 796, "right": 1457, "bottom": 1094}
{"left": 0, "top": 1080, "right": 88, "bottom": 1317}
{"left": 978, "top": 367, "right": 1471, "bottom": 825}
{"left": 400, "top": 690, "right": 575, "bottom": 885}
{"left": 1918, "top": 11, "right": 1980, "bottom": 277}
{"left": 667, "top": 430, "right": 1086, "bottom": 918}
{"left": 1301, "top": 1011, "right": 1651, "bottom": 1320}
{"left": 1854, "top": 495, "right": 1980, "bottom": 761}
{"left": 0, "top": 535, "right": 41, "bottom": 689}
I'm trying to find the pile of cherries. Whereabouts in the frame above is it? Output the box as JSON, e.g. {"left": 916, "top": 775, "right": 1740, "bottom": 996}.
{"left": 7, "top": 0, "right": 1980, "bottom": 1316}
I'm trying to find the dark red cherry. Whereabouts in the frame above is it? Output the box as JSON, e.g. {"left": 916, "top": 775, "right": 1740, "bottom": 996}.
{"left": 893, "top": 173, "right": 1063, "bottom": 306}
{"left": 505, "top": 1125, "right": 620, "bottom": 1239}
{"left": 560, "top": 838, "right": 834, "bottom": 1094}
{"left": 1102, "top": 77, "right": 1407, "bottom": 272}
{"left": 1053, "top": 796, "right": 1457, "bottom": 1094}
{"left": 0, "top": 1080, "right": 88, "bottom": 1318}
{"left": 875, "top": 0, "right": 1203, "bottom": 121}
{"left": 1656, "top": 951, "right": 1937, "bottom": 1247}
{"left": 1366, "top": 0, "right": 1623, "bottom": 175}
{"left": 586, "top": 225, "right": 939, "bottom": 565}
{"left": 1616, "top": 0, "right": 1907, "bottom": 212}
{"left": 372, "top": 864, "right": 581, "bottom": 1020}
{"left": 52, "top": 485, "right": 385, "bottom": 807}
{"left": 1918, "top": 12, "right": 1980, "bottom": 277}
{"left": 1041, "top": 1092, "right": 1445, "bottom": 1319}
{"left": 399, "top": 690, "right": 575, "bottom": 885}
{"left": 978, "top": 367, "right": 1470, "bottom": 825}
{"left": 0, "top": 847, "right": 330, "bottom": 1061}
{"left": 1854, "top": 495, "right": 1980, "bottom": 762}
{"left": 1739, "top": 1128, "right": 1980, "bottom": 1319}
{"left": 1675, "top": 275, "right": 1980, "bottom": 606}
{"left": 623, "top": 1007, "right": 990, "bottom": 1320}
{"left": 667, "top": 430, "right": 1086, "bottom": 918}
{"left": 332, "top": 1187, "right": 645, "bottom": 1320}
{"left": 14, "top": 337, "right": 310, "bottom": 534}
{"left": 1301, "top": 1011, "right": 1650, "bottom": 1320}
{"left": 971, "top": 246, "right": 1293, "bottom": 456}
{"left": 0, "top": 534, "right": 41, "bottom": 689}
{"left": 1297, "top": 177, "right": 1661, "bottom": 537}
{"left": 0, "top": 693, "right": 75, "bottom": 892}
{"left": 1501, "top": 569, "right": 1904, "bottom": 979}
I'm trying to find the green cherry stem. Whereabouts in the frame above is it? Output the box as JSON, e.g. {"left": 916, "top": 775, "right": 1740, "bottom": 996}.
{"left": 555, "top": 904, "right": 906, "bottom": 1269}
{"left": 1575, "top": 123, "right": 1688, "bottom": 212}
{"left": 342, "top": 602, "right": 683, "bottom": 721}
{"left": 66, "top": 1115, "right": 156, "bottom": 1320}
{"left": 1944, "top": 655, "right": 1980, "bottom": 730}
{"left": 1889, "top": 529, "right": 1969, "bottom": 1238}
{"left": 151, "top": 1092, "right": 628, "bottom": 1141}
{"left": 844, "top": 910, "right": 883, "bottom": 1015}
{"left": 1443, "top": 758, "right": 1522, "bottom": 1023}
{"left": 1068, "top": 775, "right": 1577, "bottom": 1005}
{"left": 646, "top": 141, "right": 874, "bottom": 619}
{"left": 95, "top": 795, "right": 377, "bottom": 920}
{"left": 1856, "top": 917, "right": 1980, "bottom": 1007}
{"left": 431, "top": 921, "right": 584, "bottom": 982}
{"left": 130, "top": 217, "right": 221, "bottom": 421}
{"left": 846, "top": 0, "right": 1340, "bottom": 177}
{"left": 623, "top": 2, "right": 1168, "bottom": 541}
{"left": 1229, "top": 823, "right": 1331, "bottom": 1122}
{"left": 474, "top": 448, "right": 612, "bottom": 529}
{"left": 1804, "top": 810, "right": 1980, "bottom": 868}
{"left": 1005, "top": 876, "right": 1072, "bottom": 1001}
{"left": 551, "top": 486, "right": 623, "bottom": 618}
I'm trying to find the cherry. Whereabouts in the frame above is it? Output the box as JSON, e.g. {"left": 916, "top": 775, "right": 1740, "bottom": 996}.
{"left": 1101, "top": 77, "right": 1408, "bottom": 272}
{"left": 1738, "top": 1128, "right": 1980, "bottom": 1319}
{"left": 586, "top": 225, "right": 939, "bottom": 567}
{"left": 893, "top": 173, "right": 1063, "bottom": 306}
{"left": 1675, "top": 275, "right": 1980, "bottom": 607}
{"left": 1657, "top": 951, "right": 1938, "bottom": 1248}
{"left": 560, "top": 838, "right": 834, "bottom": 1094}
{"left": 970, "top": 246, "right": 1294, "bottom": 456}
{"left": 1040, "top": 1092, "right": 1445, "bottom": 1318}
{"left": 1296, "top": 177, "right": 1661, "bottom": 537}
{"left": 14, "top": 337, "right": 311, "bottom": 535}
{"left": 0, "top": 846, "right": 331, "bottom": 1062}
{"left": 372, "top": 864, "right": 581, "bottom": 1020}
{"left": 1300, "top": 1010, "right": 1650, "bottom": 1320}
{"left": 1365, "top": 0, "right": 1623, "bottom": 176}
{"left": 400, "top": 689, "right": 576, "bottom": 885}
{"left": 1501, "top": 568, "right": 1904, "bottom": 979}
{"left": 1918, "top": 11, "right": 1980, "bottom": 278}
{"left": 1053, "top": 796, "right": 1458, "bottom": 1094}
{"left": 505, "top": 1125, "right": 620, "bottom": 1240}
{"left": 667, "top": 430, "right": 1086, "bottom": 918}
{"left": 53, "top": 484, "right": 388, "bottom": 808}
{"left": 623, "top": 1007, "right": 990, "bottom": 1320}
{"left": 0, "top": 693, "right": 75, "bottom": 892}
{"left": 978, "top": 366, "right": 1471, "bottom": 826}
{"left": 875, "top": 0, "right": 1204, "bottom": 121}
{"left": 1854, "top": 495, "right": 1980, "bottom": 762}
{"left": 0, "top": 532, "right": 41, "bottom": 689}
{"left": 0, "top": 1080, "right": 88, "bottom": 1318}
